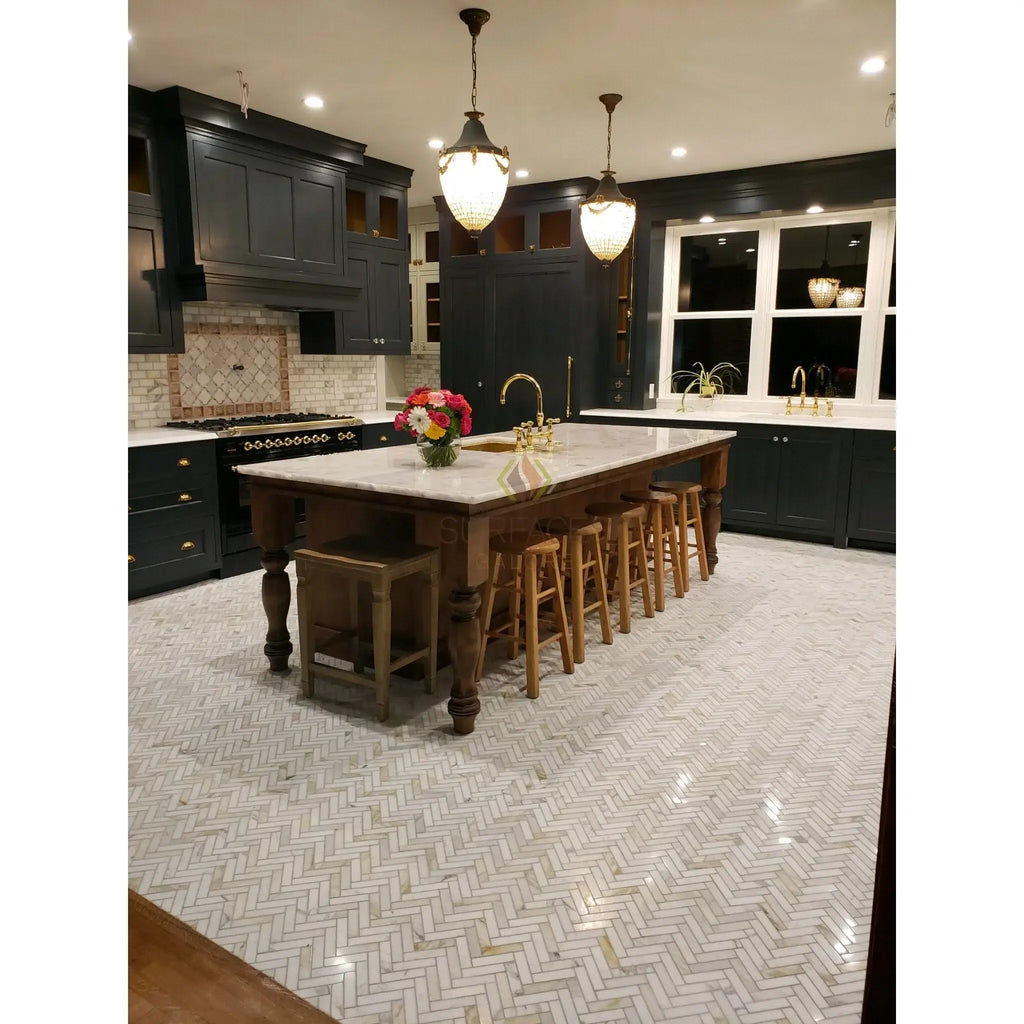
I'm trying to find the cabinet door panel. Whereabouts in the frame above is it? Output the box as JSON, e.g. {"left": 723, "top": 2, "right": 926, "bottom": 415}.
{"left": 442, "top": 271, "right": 492, "bottom": 432}
{"left": 128, "top": 213, "right": 177, "bottom": 351}
{"left": 721, "top": 429, "right": 781, "bottom": 524}
{"left": 776, "top": 433, "right": 841, "bottom": 531}
{"left": 193, "top": 146, "right": 251, "bottom": 260}
{"left": 295, "top": 177, "right": 338, "bottom": 266}
{"left": 374, "top": 251, "right": 409, "bottom": 349}
{"left": 249, "top": 167, "right": 295, "bottom": 259}
{"left": 340, "top": 250, "right": 373, "bottom": 352}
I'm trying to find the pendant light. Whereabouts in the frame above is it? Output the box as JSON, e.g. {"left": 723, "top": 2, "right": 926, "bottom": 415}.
{"left": 438, "top": 8, "right": 510, "bottom": 238}
{"left": 835, "top": 232, "right": 865, "bottom": 307}
{"left": 807, "top": 225, "right": 840, "bottom": 308}
{"left": 579, "top": 93, "right": 636, "bottom": 265}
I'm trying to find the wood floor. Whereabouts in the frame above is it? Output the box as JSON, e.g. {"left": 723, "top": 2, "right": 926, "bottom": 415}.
{"left": 128, "top": 889, "right": 336, "bottom": 1023}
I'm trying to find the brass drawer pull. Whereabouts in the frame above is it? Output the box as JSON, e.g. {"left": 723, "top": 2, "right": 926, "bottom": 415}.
{"left": 372, "top": 229, "right": 380, "bottom": 238}
{"left": 180, "top": 541, "right": 196, "bottom": 552}
{"left": 128, "top": 554, "right": 135, "bottom": 564}
{"left": 178, "top": 493, "right": 192, "bottom": 502}
{"left": 614, "top": 379, "right": 624, "bottom": 389}
{"left": 614, "top": 394, "right": 623, "bottom": 403}
{"left": 177, "top": 457, "right": 191, "bottom": 467}
{"left": 379, "top": 434, "right": 387, "bottom": 442}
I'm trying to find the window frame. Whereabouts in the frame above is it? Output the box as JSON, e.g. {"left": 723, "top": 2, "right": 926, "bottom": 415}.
{"left": 657, "top": 206, "right": 896, "bottom": 411}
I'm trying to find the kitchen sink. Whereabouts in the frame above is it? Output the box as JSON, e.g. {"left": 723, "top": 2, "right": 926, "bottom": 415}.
{"left": 462, "top": 440, "right": 520, "bottom": 453}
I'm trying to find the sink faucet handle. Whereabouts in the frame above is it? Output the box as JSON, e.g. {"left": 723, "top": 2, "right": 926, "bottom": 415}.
{"left": 513, "top": 425, "right": 525, "bottom": 453}
{"left": 519, "top": 421, "right": 536, "bottom": 450}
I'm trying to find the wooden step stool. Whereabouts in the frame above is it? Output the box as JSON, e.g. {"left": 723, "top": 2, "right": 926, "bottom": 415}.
{"left": 475, "top": 533, "right": 574, "bottom": 698}
{"left": 583, "top": 501, "right": 654, "bottom": 633}
{"left": 536, "top": 515, "right": 614, "bottom": 663}
{"left": 650, "top": 481, "right": 710, "bottom": 591}
{"left": 621, "top": 489, "right": 684, "bottom": 611}
{"left": 293, "top": 537, "right": 440, "bottom": 721}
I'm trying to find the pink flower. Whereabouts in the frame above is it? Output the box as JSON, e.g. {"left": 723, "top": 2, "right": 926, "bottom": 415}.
{"left": 409, "top": 385, "right": 431, "bottom": 396}
{"left": 459, "top": 412, "right": 472, "bottom": 436}
{"left": 394, "top": 411, "right": 408, "bottom": 430}
{"left": 428, "top": 410, "right": 451, "bottom": 428}
{"left": 427, "top": 390, "right": 446, "bottom": 406}
{"left": 446, "top": 393, "right": 466, "bottom": 412}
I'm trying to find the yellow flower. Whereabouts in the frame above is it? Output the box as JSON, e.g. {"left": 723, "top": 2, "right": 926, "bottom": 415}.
{"left": 424, "top": 421, "right": 446, "bottom": 440}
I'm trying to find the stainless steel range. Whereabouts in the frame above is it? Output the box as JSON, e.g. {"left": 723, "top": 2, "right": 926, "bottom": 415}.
{"left": 165, "top": 412, "right": 363, "bottom": 577}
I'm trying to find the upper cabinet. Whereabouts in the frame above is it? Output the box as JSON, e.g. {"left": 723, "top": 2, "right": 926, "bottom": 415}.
{"left": 408, "top": 208, "right": 440, "bottom": 350}
{"left": 344, "top": 177, "right": 407, "bottom": 250}
{"left": 129, "top": 89, "right": 183, "bottom": 353}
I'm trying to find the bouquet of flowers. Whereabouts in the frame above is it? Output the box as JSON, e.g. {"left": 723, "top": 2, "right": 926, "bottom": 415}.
{"left": 394, "top": 387, "right": 473, "bottom": 467}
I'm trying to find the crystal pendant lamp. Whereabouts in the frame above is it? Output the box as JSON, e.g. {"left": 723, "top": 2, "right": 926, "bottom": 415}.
{"left": 438, "top": 8, "right": 510, "bottom": 238}
{"left": 807, "top": 225, "right": 840, "bottom": 308}
{"left": 835, "top": 285, "right": 865, "bottom": 308}
{"left": 579, "top": 94, "right": 636, "bottom": 265}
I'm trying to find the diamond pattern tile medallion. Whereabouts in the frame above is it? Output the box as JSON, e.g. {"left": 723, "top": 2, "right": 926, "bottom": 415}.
{"left": 128, "top": 532, "right": 895, "bottom": 1022}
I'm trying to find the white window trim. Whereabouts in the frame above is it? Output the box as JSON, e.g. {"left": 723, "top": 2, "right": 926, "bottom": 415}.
{"left": 657, "top": 207, "right": 896, "bottom": 416}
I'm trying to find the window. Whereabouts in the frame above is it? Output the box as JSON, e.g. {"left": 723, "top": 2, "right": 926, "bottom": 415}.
{"left": 659, "top": 208, "right": 895, "bottom": 411}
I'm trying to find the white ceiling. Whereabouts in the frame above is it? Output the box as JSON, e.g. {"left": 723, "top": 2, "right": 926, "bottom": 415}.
{"left": 127, "top": 0, "right": 896, "bottom": 209}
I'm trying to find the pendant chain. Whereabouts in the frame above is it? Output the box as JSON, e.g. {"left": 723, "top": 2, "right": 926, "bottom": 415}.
{"left": 606, "top": 108, "right": 613, "bottom": 172}
{"left": 471, "top": 35, "right": 478, "bottom": 112}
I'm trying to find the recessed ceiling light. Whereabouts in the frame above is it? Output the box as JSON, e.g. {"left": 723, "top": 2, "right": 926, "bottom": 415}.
{"left": 671, "top": 146, "right": 687, "bottom": 158}
{"left": 304, "top": 95, "right": 324, "bottom": 109}
{"left": 806, "top": 204, "right": 824, "bottom": 214}
{"left": 515, "top": 169, "right": 529, "bottom": 178}
{"left": 699, "top": 215, "right": 715, "bottom": 224}
{"left": 861, "top": 57, "right": 886, "bottom": 74}
{"left": 427, "top": 138, "right": 444, "bottom": 150}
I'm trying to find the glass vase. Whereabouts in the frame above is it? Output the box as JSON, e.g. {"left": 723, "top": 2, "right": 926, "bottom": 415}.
{"left": 416, "top": 434, "right": 461, "bottom": 468}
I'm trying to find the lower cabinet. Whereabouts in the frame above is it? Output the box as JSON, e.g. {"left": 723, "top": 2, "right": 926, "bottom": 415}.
{"left": 847, "top": 431, "right": 896, "bottom": 546}
{"left": 356, "top": 423, "right": 414, "bottom": 450}
{"left": 129, "top": 441, "right": 221, "bottom": 598}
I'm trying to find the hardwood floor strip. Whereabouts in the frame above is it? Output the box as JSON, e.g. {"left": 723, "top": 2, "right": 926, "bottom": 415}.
{"left": 128, "top": 890, "right": 336, "bottom": 1024}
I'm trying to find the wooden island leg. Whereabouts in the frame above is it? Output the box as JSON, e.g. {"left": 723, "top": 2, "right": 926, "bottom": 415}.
{"left": 250, "top": 485, "right": 297, "bottom": 672}
{"left": 700, "top": 446, "right": 730, "bottom": 575}
{"left": 447, "top": 587, "right": 482, "bottom": 734}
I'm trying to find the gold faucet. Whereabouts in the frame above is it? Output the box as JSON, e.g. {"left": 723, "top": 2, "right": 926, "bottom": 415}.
{"left": 500, "top": 373, "right": 545, "bottom": 429}
{"left": 791, "top": 366, "right": 807, "bottom": 408}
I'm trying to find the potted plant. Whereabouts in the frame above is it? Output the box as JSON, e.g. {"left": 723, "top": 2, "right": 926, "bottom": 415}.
{"left": 668, "top": 361, "right": 741, "bottom": 411}
{"left": 394, "top": 386, "right": 473, "bottom": 468}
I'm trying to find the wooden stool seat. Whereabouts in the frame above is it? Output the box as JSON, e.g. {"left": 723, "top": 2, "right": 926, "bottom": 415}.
{"left": 537, "top": 516, "right": 613, "bottom": 663}
{"left": 583, "top": 501, "right": 653, "bottom": 633}
{"left": 621, "top": 489, "right": 684, "bottom": 610}
{"left": 294, "top": 537, "right": 440, "bottom": 721}
{"left": 476, "top": 533, "right": 574, "bottom": 698}
{"left": 650, "top": 480, "right": 710, "bottom": 590}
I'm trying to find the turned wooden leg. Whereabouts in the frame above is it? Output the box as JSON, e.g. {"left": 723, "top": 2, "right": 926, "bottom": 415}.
{"left": 701, "top": 489, "right": 723, "bottom": 575}
{"left": 447, "top": 586, "right": 482, "bottom": 734}
{"left": 371, "top": 579, "right": 391, "bottom": 723}
{"left": 524, "top": 551, "right": 540, "bottom": 699}
{"left": 650, "top": 503, "right": 665, "bottom": 612}
{"left": 260, "top": 548, "right": 293, "bottom": 671}
{"left": 569, "top": 534, "right": 586, "bottom": 664}
{"left": 295, "top": 561, "right": 314, "bottom": 698}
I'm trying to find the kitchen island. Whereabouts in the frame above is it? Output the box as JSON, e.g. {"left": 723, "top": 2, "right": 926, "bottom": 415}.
{"left": 239, "top": 422, "right": 734, "bottom": 734}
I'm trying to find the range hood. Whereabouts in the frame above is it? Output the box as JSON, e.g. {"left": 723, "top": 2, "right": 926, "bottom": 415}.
{"left": 174, "top": 263, "right": 362, "bottom": 312}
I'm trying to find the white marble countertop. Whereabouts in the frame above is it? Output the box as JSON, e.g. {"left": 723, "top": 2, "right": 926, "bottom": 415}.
{"left": 352, "top": 409, "right": 398, "bottom": 426}
{"left": 128, "top": 427, "right": 216, "bottom": 447}
{"left": 237, "top": 422, "right": 736, "bottom": 507}
{"left": 580, "top": 404, "right": 896, "bottom": 431}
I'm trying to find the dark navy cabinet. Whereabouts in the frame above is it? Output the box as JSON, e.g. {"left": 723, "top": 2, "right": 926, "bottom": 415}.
{"left": 847, "top": 430, "right": 896, "bottom": 547}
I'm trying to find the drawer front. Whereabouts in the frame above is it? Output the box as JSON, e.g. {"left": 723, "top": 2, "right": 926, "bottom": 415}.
{"left": 852, "top": 429, "right": 896, "bottom": 461}
{"left": 129, "top": 510, "right": 220, "bottom": 596}
{"left": 359, "top": 426, "right": 414, "bottom": 450}
{"left": 128, "top": 485, "right": 213, "bottom": 515}
{"left": 129, "top": 441, "right": 218, "bottom": 496}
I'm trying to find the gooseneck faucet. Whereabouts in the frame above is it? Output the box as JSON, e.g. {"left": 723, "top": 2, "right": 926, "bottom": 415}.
{"left": 791, "top": 366, "right": 807, "bottom": 408}
{"left": 500, "top": 373, "right": 545, "bottom": 428}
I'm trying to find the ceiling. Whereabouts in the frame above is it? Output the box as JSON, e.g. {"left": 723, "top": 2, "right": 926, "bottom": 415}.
{"left": 127, "top": 0, "right": 896, "bottom": 209}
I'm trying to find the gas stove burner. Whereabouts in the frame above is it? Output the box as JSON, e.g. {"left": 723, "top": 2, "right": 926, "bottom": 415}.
{"left": 166, "top": 412, "right": 363, "bottom": 436}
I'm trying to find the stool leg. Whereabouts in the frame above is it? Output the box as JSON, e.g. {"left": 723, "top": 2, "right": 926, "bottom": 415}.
{"left": 634, "top": 520, "right": 655, "bottom": 619}
{"left": 678, "top": 499, "right": 691, "bottom": 593}
{"left": 570, "top": 534, "right": 586, "bottom": 663}
{"left": 650, "top": 502, "right": 665, "bottom": 612}
{"left": 296, "top": 565, "right": 314, "bottom": 698}
{"left": 476, "top": 551, "right": 501, "bottom": 682}
{"left": 346, "top": 578, "right": 365, "bottom": 673}
{"left": 421, "top": 561, "right": 439, "bottom": 694}
{"left": 590, "top": 534, "right": 614, "bottom": 645}
{"left": 524, "top": 551, "right": 540, "bottom": 698}
{"left": 691, "top": 492, "right": 710, "bottom": 581}
{"left": 547, "top": 550, "right": 575, "bottom": 676}
{"left": 371, "top": 579, "right": 391, "bottom": 721}
{"left": 665, "top": 503, "right": 684, "bottom": 598}
{"left": 617, "top": 517, "right": 631, "bottom": 634}
{"left": 508, "top": 553, "right": 523, "bottom": 660}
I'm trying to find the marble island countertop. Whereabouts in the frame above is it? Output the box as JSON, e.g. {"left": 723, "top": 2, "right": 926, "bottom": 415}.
{"left": 581, "top": 403, "right": 895, "bottom": 431}
{"left": 237, "top": 422, "right": 736, "bottom": 508}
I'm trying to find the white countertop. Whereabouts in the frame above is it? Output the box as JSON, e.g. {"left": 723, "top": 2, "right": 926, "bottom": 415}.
{"left": 128, "top": 427, "right": 216, "bottom": 447}
{"left": 580, "top": 404, "right": 896, "bottom": 431}
{"left": 237, "top": 422, "right": 736, "bottom": 506}
{"left": 352, "top": 409, "right": 398, "bottom": 426}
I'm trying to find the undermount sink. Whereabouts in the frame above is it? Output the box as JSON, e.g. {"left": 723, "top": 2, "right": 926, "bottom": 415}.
{"left": 462, "top": 439, "right": 520, "bottom": 453}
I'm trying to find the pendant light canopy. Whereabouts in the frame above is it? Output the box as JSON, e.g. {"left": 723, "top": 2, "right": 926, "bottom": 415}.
{"left": 807, "top": 224, "right": 840, "bottom": 308}
{"left": 438, "top": 8, "right": 509, "bottom": 238}
{"left": 579, "top": 93, "right": 636, "bottom": 266}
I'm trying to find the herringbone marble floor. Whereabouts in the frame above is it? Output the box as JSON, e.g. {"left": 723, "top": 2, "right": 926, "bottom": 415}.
{"left": 128, "top": 532, "right": 895, "bottom": 1023}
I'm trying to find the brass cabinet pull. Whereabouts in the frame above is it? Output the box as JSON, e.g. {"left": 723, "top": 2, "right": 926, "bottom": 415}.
{"left": 379, "top": 434, "right": 388, "bottom": 442}
{"left": 479, "top": 248, "right": 487, "bottom": 255}
{"left": 372, "top": 229, "right": 380, "bottom": 238}
{"left": 178, "top": 493, "right": 192, "bottom": 502}
{"left": 614, "top": 379, "right": 624, "bottom": 389}
{"left": 566, "top": 356, "right": 573, "bottom": 417}
{"left": 180, "top": 541, "right": 196, "bottom": 552}
{"left": 177, "top": 457, "right": 191, "bottom": 467}
{"left": 614, "top": 393, "right": 623, "bottom": 403}
{"left": 128, "top": 554, "right": 135, "bottom": 564}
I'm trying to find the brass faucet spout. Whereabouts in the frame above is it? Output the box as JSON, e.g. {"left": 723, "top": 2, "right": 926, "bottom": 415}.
{"left": 791, "top": 365, "right": 807, "bottom": 406}
{"left": 499, "top": 373, "right": 545, "bottom": 427}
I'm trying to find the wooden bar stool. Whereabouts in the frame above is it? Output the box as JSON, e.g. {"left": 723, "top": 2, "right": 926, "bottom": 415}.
{"left": 293, "top": 537, "right": 440, "bottom": 722}
{"left": 475, "top": 533, "right": 574, "bottom": 699}
{"left": 536, "top": 515, "right": 614, "bottom": 664}
{"left": 620, "top": 489, "right": 684, "bottom": 611}
{"left": 583, "top": 501, "right": 654, "bottom": 633}
{"left": 651, "top": 481, "right": 710, "bottom": 591}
